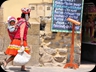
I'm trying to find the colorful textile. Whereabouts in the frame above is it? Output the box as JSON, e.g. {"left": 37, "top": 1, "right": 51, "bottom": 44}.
{"left": 14, "top": 18, "right": 28, "bottom": 41}
{"left": 7, "top": 16, "right": 16, "bottom": 23}
{"left": 5, "top": 39, "right": 30, "bottom": 56}
{"left": 21, "top": 8, "right": 31, "bottom": 14}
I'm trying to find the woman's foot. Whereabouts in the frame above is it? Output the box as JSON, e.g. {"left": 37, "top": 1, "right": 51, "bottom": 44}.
{"left": 21, "top": 68, "right": 27, "bottom": 71}
{"left": 1, "top": 59, "right": 7, "bottom": 70}
{"left": 21, "top": 65, "right": 26, "bottom": 71}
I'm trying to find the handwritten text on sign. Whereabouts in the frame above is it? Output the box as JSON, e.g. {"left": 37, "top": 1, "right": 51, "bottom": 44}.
{"left": 51, "top": 0, "right": 84, "bottom": 33}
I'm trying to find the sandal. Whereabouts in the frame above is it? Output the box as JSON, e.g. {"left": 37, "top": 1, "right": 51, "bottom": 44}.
{"left": 21, "top": 68, "right": 27, "bottom": 71}
{"left": 1, "top": 59, "right": 7, "bottom": 70}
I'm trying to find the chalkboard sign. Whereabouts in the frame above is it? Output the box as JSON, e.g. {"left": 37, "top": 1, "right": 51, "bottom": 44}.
{"left": 51, "top": 0, "right": 84, "bottom": 33}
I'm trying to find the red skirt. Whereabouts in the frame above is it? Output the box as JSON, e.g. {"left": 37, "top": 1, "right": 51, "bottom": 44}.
{"left": 5, "top": 39, "right": 30, "bottom": 56}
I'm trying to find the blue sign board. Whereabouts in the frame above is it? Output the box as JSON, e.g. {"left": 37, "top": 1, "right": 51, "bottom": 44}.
{"left": 51, "top": 0, "right": 84, "bottom": 33}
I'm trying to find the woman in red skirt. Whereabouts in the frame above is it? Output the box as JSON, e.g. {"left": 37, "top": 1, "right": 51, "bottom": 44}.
{"left": 2, "top": 8, "right": 31, "bottom": 71}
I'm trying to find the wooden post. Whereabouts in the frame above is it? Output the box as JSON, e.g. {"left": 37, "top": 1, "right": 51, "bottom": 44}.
{"left": 64, "top": 18, "right": 81, "bottom": 69}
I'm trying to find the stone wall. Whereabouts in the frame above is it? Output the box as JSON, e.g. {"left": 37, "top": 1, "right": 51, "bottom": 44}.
{"left": 0, "top": 8, "right": 7, "bottom": 62}
{"left": 0, "top": 8, "right": 3, "bottom": 22}
{"left": 38, "top": 20, "right": 81, "bottom": 67}
{"left": 0, "top": 7, "right": 81, "bottom": 67}
{"left": 27, "top": 23, "right": 40, "bottom": 66}
{"left": 0, "top": 9, "right": 40, "bottom": 66}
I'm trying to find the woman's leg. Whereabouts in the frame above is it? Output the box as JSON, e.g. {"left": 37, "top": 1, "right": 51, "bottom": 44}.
{"left": 21, "top": 65, "right": 26, "bottom": 71}
{"left": 3, "top": 55, "right": 15, "bottom": 67}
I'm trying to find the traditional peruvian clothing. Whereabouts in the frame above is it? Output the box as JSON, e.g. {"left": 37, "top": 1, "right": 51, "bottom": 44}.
{"left": 5, "top": 8, "right": 31, "bottom": 56}
{"left": 5, "top": 18, "right": 30, "bottom": 56}
{"left": 7, "top": 29, "right": 17, "bottom": 41}
{"left": 7, "top": 16, "right": 17, "bottom": 41}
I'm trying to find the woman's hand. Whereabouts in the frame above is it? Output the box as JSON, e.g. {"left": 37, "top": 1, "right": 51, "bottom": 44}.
{"left": 20, "top": 38, "right": 23, "bottom": 46}
{"left": 20, "top": 41, "right": 23, "bottom": 46}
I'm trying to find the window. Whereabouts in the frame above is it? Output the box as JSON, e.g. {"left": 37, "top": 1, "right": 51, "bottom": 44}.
{"left": 47, "top": 7, "right": 50, "bottom": 10}
{"left": 31, "top": 7, "right": 35, "bottom": 10}
{"left": 40, "top": 21, "right": 46, "bottom": 30}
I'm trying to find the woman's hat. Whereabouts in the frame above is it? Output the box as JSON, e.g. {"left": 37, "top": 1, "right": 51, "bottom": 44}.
{"left": 7, "top": 16, "right": 16, "bottom": 23}
{"left": 21, "top": 8, "right": 31, "bottom": 14}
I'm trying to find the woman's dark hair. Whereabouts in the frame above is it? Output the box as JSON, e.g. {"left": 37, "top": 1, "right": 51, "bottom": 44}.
{"left": 21, "top": 13, "right": 30, "bottom": 18}
{"left": 9, "top": 20, "right": 15, "bottom": 23}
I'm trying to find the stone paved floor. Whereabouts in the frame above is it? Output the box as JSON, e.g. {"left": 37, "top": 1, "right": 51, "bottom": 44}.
{"left": 4, "top": 64, "right": 95, "bottom": 72}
